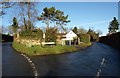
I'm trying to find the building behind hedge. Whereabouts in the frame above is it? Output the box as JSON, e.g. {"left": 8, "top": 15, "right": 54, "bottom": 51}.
{"left": 14, "top": 29, "right": 91, "bottom": 46}
{"left": 58, "top": 30, "right": 80, "bottom": 46}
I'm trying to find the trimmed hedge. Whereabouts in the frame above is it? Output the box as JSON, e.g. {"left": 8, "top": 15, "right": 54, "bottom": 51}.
{"left": 99, "top": 32, "right": 120, "bottom": 49}
{"left": 2, "top": 34, "right": 13, "bottom": 42}
{"left": 19, "top": 29, "right": 43, "bottom": 40}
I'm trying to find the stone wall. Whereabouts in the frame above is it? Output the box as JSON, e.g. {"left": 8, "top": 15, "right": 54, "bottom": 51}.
{"left": 14, "top": 33, "right": 42, "bottom": 47}
{"left": 15, "top": 38, "right": 41, "bottom": 47}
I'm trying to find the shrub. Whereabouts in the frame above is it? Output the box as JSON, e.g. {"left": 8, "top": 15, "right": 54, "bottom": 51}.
{"left": 99, "top": 32, "right": 120, "bottom": 49}
{"left": 45, "top": 27, "right": 57, "bottom": 42}
{"left": 19, "top": 29, "right": 43, "bottom": 40}
{"left": 79, "top": 34, "right": 90, "bottom": 43}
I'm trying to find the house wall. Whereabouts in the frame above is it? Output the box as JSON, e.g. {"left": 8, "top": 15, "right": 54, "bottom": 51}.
{"left": 56, "top": 34, "right": 66, "bottom": 45}
{"left": 57, "top": 31, "right": 80, "bottom": 45}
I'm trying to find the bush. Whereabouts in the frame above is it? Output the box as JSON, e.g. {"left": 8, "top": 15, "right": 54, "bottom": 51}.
{"left": 87, "top": 30, "right": 99, "bottom": 41}
{"left": 2, "top": 34, "right": 13, "bottom": 42}
{"left": 19, "top": 29, "right": 43, "bottom": 40}
{"left": 99, "top": 32, "right": 120, "bottom": 49}
{"left": 45, "top": 27, "right": 57, "bottom": 42}
{"left": 79, "top": 34, "right": 90, "bottom": 43}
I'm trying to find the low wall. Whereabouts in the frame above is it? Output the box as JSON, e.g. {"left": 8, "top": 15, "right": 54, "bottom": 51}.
{"left": 99, "top": 32, "right": 120, "bottom": 49}
{"left": 14, "top": 38, "right": 41, "bottom": 47}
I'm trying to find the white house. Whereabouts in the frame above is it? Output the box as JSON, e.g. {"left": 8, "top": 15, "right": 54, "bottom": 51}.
{"left": 61, "top": 30, "right": 79, "bottom": 46}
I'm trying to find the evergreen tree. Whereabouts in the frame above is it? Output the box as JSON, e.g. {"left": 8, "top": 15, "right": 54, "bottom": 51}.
{"left": 38, "top": 7, "right": 70, "bottom": 32}
{"left": 108, "top": 17, "right": 119, "bottom": 34}
{"left": 38, "top": 7, "right": 56, "bottom": 28}
{"left": 55, "top": 10, "right": 70, "bottom": 32}
{"left": 24, "top": 18, "right": 27, "bottom": 30}
{"left": 12, "top": 17, "right": 18, "bottom": 34}
{"left": 72, "top": 27, "right": 78, "bottom": 34}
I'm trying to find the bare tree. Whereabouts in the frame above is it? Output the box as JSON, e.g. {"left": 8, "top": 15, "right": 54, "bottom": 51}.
{"left": 2, "top": 25, "right": 8, "bottom": 34}
{"left": 17, "top": 2, "right": 38, "bottom": 30}
{"left": 0, "top": 26, "right": 2, "bottom": 34}
{"left": 0, "top": 0, "right": 15, "bottom": 16}
{"left": 96, "top": 30, "right": 102, "bottom": 36}
{"left": 78, "top": 27, "right": 87, "bottom": 34}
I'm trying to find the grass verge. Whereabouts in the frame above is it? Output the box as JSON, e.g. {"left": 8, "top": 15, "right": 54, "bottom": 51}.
{"left": 12, "top": 42, "right": 92, "bottom": 56}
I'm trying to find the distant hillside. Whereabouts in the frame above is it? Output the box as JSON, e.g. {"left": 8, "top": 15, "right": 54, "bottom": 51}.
{"left": 1, "top": 34, "right": 13, "bottom": 42}
{"left": 99, "top": 32, "right": 120, "bottom": 49}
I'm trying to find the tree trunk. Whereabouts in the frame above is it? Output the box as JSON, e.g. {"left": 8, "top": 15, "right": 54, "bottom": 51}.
{"left": 27, "top": 1, "right": 31, "bottom": 30}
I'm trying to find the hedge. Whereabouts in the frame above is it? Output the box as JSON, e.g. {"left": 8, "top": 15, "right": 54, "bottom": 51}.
{"left": 79, "top": 34, "right": 91, "bottom": 43}
{"left": 99, "top": 32, "right": 120, "bottom": 49}
{"left": 19, "top": 29, "right": 43, "bottom": 40}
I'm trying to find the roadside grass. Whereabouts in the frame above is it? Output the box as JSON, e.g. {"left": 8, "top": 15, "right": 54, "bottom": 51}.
{"left": 12, "top": 42, "right": 92, "bottom": 56}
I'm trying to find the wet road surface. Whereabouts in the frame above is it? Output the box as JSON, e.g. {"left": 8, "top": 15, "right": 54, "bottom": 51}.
{"left": 2, "top": 43, "right": 33, "bottom": 76}
{"left": 2, "top": 42, "right": 120, "bottom": 77}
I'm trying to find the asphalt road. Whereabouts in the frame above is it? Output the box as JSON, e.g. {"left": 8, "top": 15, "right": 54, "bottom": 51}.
{"left": 2, "top": 42, "right": 120, "bottom": 77}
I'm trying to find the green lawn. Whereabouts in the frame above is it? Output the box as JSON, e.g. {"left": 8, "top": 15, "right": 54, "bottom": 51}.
{"left": 12, "top": 42, "right": 92, "bottom": 56}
